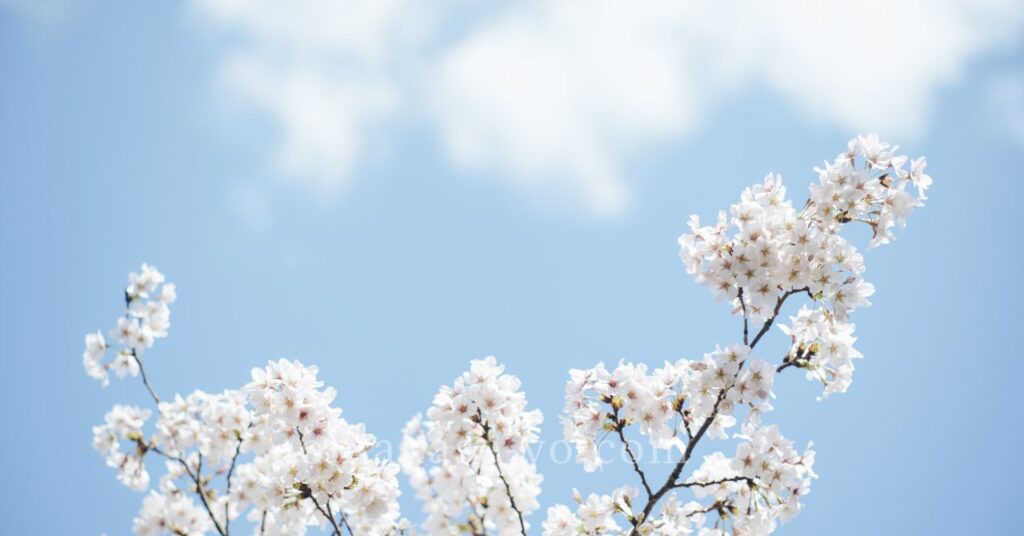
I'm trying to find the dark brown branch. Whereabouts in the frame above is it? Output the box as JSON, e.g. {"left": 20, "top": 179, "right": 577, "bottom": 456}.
{"left": 123, "top": 292, "right": 161, "bottom": 406}
{"left": 193, "top": 456, "right": 227, "bottom": 536}
{"left": 145, "top": 446, "right": 227, "bottom": 536}
{"left": 476, "top": 411, "right": 527, "bottom": 536}
{"left": 132, "top": 350, "right": 161, "bottom": 405}
{"left": 738, "top": 288, "right": 749, "bottom": 346}
{"left": 685, "top": 499, "right": 736, "bottom": 518}
{"left": 305, "top": 490, "right": 342, "bottom": 536}
{"left": 223, "top": 435, "right": 244, "bottom": 535}
{"left": 628, "top": 389, "right": 728, "bottom": 533}
{"left": 776, "top": 361, "right": 797, "bottom": 373}
{"left": 339, "top": 512, "right": 354, "bottom": 536}
{"left": 627, "top": 288, "right": 809, "bottom": 535}
{"left": 673, "top": 475, "right": 754, "bottom": 489}
{"left": 326, "top": 499, "right": 354, "bottom": 536}
{"left": 611, "top": 406, "right": 653, "bottom": 496}
{"left": 748, "top": 287, "right": 808, "bottom": 349}
{"left": 294, "top": 431, "right": 347, "bottom": 535}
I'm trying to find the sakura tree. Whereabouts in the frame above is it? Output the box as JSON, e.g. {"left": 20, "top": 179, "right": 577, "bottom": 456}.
{"left": 82, "top": 135, "right": 930, "bottom": 535}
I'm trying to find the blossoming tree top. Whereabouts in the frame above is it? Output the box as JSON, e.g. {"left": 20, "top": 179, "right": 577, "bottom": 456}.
{"left": 83, "top": 134, "right": 930, "bottom": 535}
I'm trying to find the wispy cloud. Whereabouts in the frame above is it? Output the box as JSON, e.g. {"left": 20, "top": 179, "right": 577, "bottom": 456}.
{"left": 192, "top": 0, "right": 437, "bottom": 199}
{"left": 189, "top": 0, "right": 1024, "bottom": 218}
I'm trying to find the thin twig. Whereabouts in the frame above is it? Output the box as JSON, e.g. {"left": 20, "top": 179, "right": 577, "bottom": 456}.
{"left": 193, "top": 455, "right": 228, "bottom": 536}
{"left": 326, "top": 499, "right": 354, "bottom": 536}
{"left": 673, "top": 475, "right": 754, "bottom": 489}
{"left": 748, "top": 287, "right": 808, "bottom": 349}
{"left": 307, "top": 491, "right": 343, "bottom": 536}
{"left": 295, "top": 431, "right": 345, "bottom": 535}
{"left": 685, "top": 500, "right": 733, "bottom": 518}
{"left": 776, "top": 361, "right": 797, "bottom": 373}
{"left": 477, "top": 412, "right": 528, "bottom": 536}
{"left": 124, "top": 291, "right": 161, "bottom": 405}
{"left": 628, "top": 388, "right": 728, "bottom": 532}
{"left": 132, "top": 350, "right": 161, "bottom": 405}
{"left": 223, "top": 436, "right": 244, "bottom": 535}
{"left": 146, "top": 446, "right": 227, "bottom": 535}
{"left": 339, "top": 511, "right": 354, "bottom": 536}
{"left": 738, "top": 288, "right": 749, "bottom": 346}
{"left": 627, "top": 287, "right": 808, "bottom": 534}
{"left": 611, "top": 405, "right": 653, "bottom": 496}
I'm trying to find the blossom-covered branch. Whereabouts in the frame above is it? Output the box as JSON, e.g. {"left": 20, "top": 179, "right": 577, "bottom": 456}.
{"left": 83, "top": 135, "right": 930, "bottom": 535}
{"left": 400, "top": 357, "right": 543, "bottom": 535}
{"left": 546, "top": 135, "right": 930, "bottom": 535}
{"left": 85, "top": 265, "right": 408, "bottom": 535}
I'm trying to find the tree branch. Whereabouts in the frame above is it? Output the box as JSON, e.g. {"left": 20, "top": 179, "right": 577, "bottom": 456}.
{"left": 305, "top": 489, "right": 342, "bottom": 536}
{"left": 748, "top": 287, "right": 808, "bottom": 349}
{"left": 673, "top": 475, "right": 754, "bottom": 489}
{"left": 627, "top": 287, "right": 808, "bottom": 534}
{"left": 132, "top": 349, "right": 161, "bottom": 405}
{"left": 145, "top": 444, "right": 227, "bottom": 535}
{"left": 738, "top": 288, "right": 749, "bottom": 346}
{"left": 223, "top": 435, "right": 244, "bottom": 535}
{"left": 611, "top": 405, "right": 653, "bottom": 497}
{"left": 326, "top": 499, "right": 354, "bottom": 536}
{"left": 192, "top": 455, "right": 227, "bottom": 536}
{"left": 477, "top": 411, "right": 527, "bottom": 536}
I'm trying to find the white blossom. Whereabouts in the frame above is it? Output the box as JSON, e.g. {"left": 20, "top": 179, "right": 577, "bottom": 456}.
{"left": 562, "top": 346, "right": 772, "bottom": 473}
{"left": 133, "top": 490, "right": 212, "bottom": 536}
{"left": 83, "top": 137, "right": 930, "bottom": 535}
{"left": 83, "top": 263, "right": 175, "bottom": 385}
{"left": 401, "top": 356, "right": 543, "bottom": 535}
{"left": 92, "top": 404, "right": 152, "bottom": 492}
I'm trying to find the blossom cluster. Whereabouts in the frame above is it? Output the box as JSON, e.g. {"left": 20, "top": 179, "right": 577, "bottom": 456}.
{"left": 83, "top": 136, "right": 930, "bottom": 536}
{"left": 92, "top": 404, "right": 153, "bottom": 491}
{"left": 547, "top": 135, "right": 928, "bottom": 535}
{"left": 553, "top": 348, "right": 784, "bottom": 534}
{"left": 542, "top": 486, "right": 711, "bottom": 536}
{"left": 678, "top": 135, "right": 929, "bottom": 395}
{"left": 83, "top": 263, "right": 176, "bottom": 386}
{"left": 778, "top": 306, "right": 862, "bottom": 399}
{"left": 563, "top": 345, "right": 774, "bottom": 472}
{"left": 544, "top": 425, "right": 816, "bottom": 536}
{"left": 135, "top": 489, "right": 213, "bottom": 536}
{"left": 400, "top": 356, "right": 544, "bottom": 535}
{"left": 233, "top": 359, "right": 404, "bottom": 535}
{"left": 686, "top": 425, "right": 817, "bottom": 533}
{"left": 86, "top": 265, "right": 405, "bottom": 535}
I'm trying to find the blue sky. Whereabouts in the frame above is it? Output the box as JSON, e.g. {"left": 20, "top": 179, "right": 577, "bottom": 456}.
{"left": 1, "top": 1, "right": 1023, "bottom": 534}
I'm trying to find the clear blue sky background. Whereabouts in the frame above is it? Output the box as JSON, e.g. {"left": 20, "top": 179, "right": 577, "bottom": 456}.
{"left": 2, "top": 2, "right": 1023, "bottom": 535}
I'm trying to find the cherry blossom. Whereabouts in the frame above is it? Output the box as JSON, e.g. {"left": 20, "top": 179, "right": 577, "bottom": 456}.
{"left": 82, "top": 135, "right": 930, "bottom": 535}
{"left": 401, "top": 356, "right": 543, "bottom": 536}
{"left": 549, "top": 135, "right": 928, "bottom": 535}
{"left": 85, "top": 266, "right": 406, "bottom": 535}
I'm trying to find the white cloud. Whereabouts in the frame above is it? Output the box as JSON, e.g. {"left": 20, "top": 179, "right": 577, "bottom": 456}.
{"left": 190, "top": 0, "right": 1024, "bottom": 217}
{"left": 220, "top": 56, "right": 398, "bottom": 197}
{"left": 736, "top": 0, "right": 1023, "bottom": 137}
{"left": 434, "top": 3, "right": 699, "bottom": 216}
{"left": 190, "top": 0, "right": 437, "bottom": 198}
